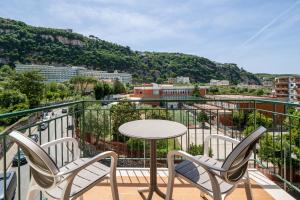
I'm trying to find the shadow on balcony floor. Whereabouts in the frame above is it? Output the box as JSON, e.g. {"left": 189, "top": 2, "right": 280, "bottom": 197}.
{"left": 76, "top": 169, "right": 275, "bottom": 200}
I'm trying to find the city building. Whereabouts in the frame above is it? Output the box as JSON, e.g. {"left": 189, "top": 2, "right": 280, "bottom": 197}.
{"left": 209, "top": 79, "right": 230, "bottom": 86}
{"left": 15, "top": 64, "right": 85, "bottom": 83}
{"left": 15, "top": 64, "right": 132, "bottom": 84}
{"left": 78, "top": 70, "right": 132, "bottom": 84}
{"left": 131, "top": 83, "right": 208, "bottom": 108}
{"left": 275, "top": 76, "right": 300, "bottom": 102}
{"left": 167, "top": 76, "right": 190, "bottom": 84}
{"left": 261, "top": 77, "right": 273, "bottom": 88}
{"left": 237, "top": 83, "right": 262, "bottom": 89}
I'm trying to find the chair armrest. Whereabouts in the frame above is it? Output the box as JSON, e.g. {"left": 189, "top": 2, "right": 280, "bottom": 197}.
{"left": 57, "top": 151, "right": 118, "bottom": 179}
{"left": 204, "top": 134, "right": 240, "bottom": 156}
{"left": 41, "top": 137, "right": 79, "bottom": 159}
{"left": 168, "top": 150, "right": 226, "bottom": 172}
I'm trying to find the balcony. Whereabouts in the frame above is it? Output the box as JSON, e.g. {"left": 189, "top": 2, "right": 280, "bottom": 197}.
{"left": 0, "top": 99, "right": 299, "bottom": 200}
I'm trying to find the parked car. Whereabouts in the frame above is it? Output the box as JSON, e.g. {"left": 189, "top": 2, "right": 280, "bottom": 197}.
{"left": 12, "top": 150, "right": 27, "bottom": 167}
{"left": 0, "top": 171, "right": 17, "bottom": 200}
{"left": 38, "top": 122, "right": 48, "bottom": 131}
{"left": 29, "top": 133, "right": 39, "bottom": 143}
{"left": 62, "top": 108, "right": 68, "bottom": 113}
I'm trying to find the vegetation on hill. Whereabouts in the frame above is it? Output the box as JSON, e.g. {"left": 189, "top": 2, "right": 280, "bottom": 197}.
{"left": 0, "top": 17, "right": 261, "bottom": 84}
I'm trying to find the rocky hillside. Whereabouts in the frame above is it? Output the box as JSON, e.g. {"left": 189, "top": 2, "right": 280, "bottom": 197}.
{"left": 0, "top": 17, "right": 261, "bottom": 84}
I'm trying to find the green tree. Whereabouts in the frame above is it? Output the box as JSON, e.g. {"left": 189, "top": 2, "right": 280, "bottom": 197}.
{"left": 0, "top": 89, "right": 29, "bottom": 124}
{"left": 192, "top": 85, "right": 201, "bottom": 97}
{"left": 256, "top": 88, "right": 264, "bottom": 96}
{"left": 197, "top": 110, "right": 209, "bottom": 128}
{"left": 10, "top": 71, "right": 44, "bottom": 107}
{"left": 94, "top": 82, "right": 104, "bottom": 100}
{"left": 110, "top": 102, "right": 140, "bottom": 142}
{"left": 103, "top": 82, "right": 113, "bottom": 97}
{"left": 113, "top": 79, "right": 126, "bottom": 94}
{"left": 70, "top": 76, "right": 97, "bottom": 95}
{"left": 243, "top": 112, "right": 272, "bottom": 135}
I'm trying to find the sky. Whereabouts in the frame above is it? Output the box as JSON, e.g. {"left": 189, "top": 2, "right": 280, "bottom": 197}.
{"left": 0, "top": 0, "right": 300, "bottom": 74}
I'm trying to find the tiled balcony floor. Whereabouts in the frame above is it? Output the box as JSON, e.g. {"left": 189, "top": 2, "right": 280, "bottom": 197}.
{"left": 76, "top": 168, "right": 294, "bottom": 200}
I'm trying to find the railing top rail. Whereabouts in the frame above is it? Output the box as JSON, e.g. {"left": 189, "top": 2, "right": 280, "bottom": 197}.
{"left": 0, "top": 100, "right": 83, "bottom": 120}
{"left": 1, "top": 98, "right": 299, "bottom": 120}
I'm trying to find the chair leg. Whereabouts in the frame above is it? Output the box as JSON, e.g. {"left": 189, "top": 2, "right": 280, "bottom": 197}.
{"left": 244, "top": 172, "right": 253, "bottom": 200}
{"left": 165, "top": 171, "right": 175, "bottom": 200}
{"left": 26, "top": 179, "right": 40, "bottom": 200}
{"left": 26, "top": 189, "right": 37, "bottom": 200}
{"left": 110, "top": 173, "right": 119, "bottom": 200}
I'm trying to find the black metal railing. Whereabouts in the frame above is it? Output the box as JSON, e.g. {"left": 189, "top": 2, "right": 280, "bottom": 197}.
{"left": 0, "top": 99, "right": 299, "bottom": 199}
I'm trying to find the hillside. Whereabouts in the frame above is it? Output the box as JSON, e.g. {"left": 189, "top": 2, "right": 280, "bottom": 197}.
{"left": 0, "top": 17, "right": 261, "bottom": 84}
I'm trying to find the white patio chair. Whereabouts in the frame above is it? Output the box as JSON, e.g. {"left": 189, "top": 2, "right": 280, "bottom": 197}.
{"left": 166, "top": 126, "right": 267, "bottom": 200}
{"left": 9, "top": 131, "right": 119, "bottom": 200}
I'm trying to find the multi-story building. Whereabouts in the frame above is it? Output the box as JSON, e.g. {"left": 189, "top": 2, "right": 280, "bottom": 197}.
{"left": 209, "top": 79, "right": 230, "bottom": 86}
{"left": 167, "top": 76, "right": 190, "bottom": 84}
{"left": 79, "top": 70, "right": 132, "bottom": 84}
{"left": 15, "top": 64, "right": 132, "bottom": 84}
{"left": 15, "top": 64, "right": 85, "bottom": 82}
{"left": 237, "top": 83, "right": 262, "bottom": 89}
{"left": 131, "top": 83, "right": 208, "bottom": 108}
{"left": 275, "top": 76, "right": 300, "bottom": 102}
{"left": 262, "top": 77, "right": 273, "bottom": 88}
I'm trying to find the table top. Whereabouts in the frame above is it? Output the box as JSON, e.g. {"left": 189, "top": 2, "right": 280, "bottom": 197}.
{"left": 118, "top": 119, "right": 187, "bottom": 140}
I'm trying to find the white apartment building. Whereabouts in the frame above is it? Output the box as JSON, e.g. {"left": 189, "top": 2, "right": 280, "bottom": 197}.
{"left": 79, "top": 70, "right": 132, "bottom": 84}
{"left": 210, "top": 79, "right": 230, "bottom": 86}
{"left": 176, "top": 76, "right": 190, "bottom": 84}
{"left": 15, "top": 64, "right": 132, "bottom": 84}
{"left": 15, "top": 64, "right": 85, "bottom": 82}
{"left": 167, "top": 76, "right": 190, "bottom": 84}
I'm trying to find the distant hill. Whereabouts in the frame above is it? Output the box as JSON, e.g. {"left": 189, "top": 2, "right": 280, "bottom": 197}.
{"left": 0, "top": 17, "right": 261, "bottom": 84}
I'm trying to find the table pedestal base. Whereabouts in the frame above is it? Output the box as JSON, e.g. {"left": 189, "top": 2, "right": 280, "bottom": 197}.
{"left": 137, "top": 140, "right": 166, "bottom": 200}
{"left": 138, "top": 186, "right": 166, "bottom": 200}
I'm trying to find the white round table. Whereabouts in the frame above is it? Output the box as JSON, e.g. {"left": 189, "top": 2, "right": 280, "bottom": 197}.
{"left": 119, "top": 119, "right": 187, "bottom": 199}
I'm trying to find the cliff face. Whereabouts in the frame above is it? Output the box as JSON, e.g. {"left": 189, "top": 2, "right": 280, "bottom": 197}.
{"left": 0, "top": 17, "right": 261, "bottom": 84}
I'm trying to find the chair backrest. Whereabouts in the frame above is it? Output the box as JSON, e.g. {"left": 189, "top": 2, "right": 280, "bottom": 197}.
{"left": 221, "top": 126, "right": 266, "bottom": 184}
{"left": 9, "top": 131, "right": 59, "bottom": 189}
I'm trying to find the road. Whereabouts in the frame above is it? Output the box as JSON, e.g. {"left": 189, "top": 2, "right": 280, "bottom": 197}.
{"left": 10, "top": 108, "right": 74, "bottom": 200}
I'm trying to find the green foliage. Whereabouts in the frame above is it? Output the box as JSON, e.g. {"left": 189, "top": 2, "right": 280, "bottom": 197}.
{"left": 113, "top": 79, "right": 126, "bottom": 94}
{"left": 192, "top": 85, "right": 201, "bottom": 97}
{"left": 243, "top": 112, "right": 272, "bottom": 135}
{"left": 70, "top": 76, "right": 97, "bottom": 95}
{"left": 83, "top": 104, "right": 110, "bottom": 143}
{"left": 232, "top": 111, "right": 249, "bottom": 130}
{"left": 0, "top": 89, "right": 29, "bottom": 124}
{"left": 0, "top": 17, "right": 260, "bottom": 84}
{"left": 187, "top": 143, "right": 213, "bottom": 157}
{"left": 110, "top": 102, "right": 140, "bottom": 142}
{"left": 9, "top": 71, "right": 44, "bottom": 107}
{"left": 94, "top": 82, "right": 104, "bottom": 100}
{"left": 197, "top": 110, "right": 208, "bottom": 127}
{"left": 44, "top": 82, "right": 69, "bottom": 102}
{"left": 207, "top": 86, "right": 269, "bottom": 96}
{"left": 103, "top": 82, "right": 113, "bottom": 96}
{"left": 145, "top": 109, "right": 171, "bottom": 120}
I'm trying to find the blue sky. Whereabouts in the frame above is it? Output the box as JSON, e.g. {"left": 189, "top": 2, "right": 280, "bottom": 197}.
{"left": 0, "top": 0, "right": 300, "bottom": 74}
